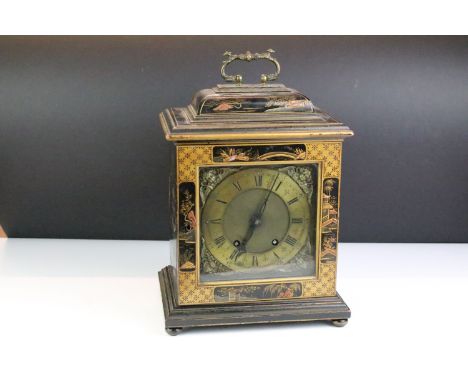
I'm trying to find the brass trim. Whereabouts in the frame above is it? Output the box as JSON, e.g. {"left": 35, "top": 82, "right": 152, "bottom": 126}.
{"left": 221, "top": 49, "right": 280, "bottom": 84}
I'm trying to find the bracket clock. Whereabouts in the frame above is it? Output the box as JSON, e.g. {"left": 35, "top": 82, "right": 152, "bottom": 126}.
{"left": 158, "top": 50, "right": 354, "bottom": 335}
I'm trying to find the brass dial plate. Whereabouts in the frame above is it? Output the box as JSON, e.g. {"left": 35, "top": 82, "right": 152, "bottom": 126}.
{"left": 199, "top": 162, "right": 319, "bottom": 284}
{"left": 202, "top": 167, "right": 311, "bottom": 270}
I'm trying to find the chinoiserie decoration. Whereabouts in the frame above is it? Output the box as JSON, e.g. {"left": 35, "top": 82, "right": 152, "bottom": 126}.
{"left": 158, "top": 50, "right": 354, "bottom": 335}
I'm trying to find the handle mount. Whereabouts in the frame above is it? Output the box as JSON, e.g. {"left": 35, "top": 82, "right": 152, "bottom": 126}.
{"left": 220, "top": 49, "right": 281, "bottom": 84}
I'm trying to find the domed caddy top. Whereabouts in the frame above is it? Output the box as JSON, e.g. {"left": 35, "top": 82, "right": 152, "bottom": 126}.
{"left": 159, "top": 50, "right": 353, "bottom": 142}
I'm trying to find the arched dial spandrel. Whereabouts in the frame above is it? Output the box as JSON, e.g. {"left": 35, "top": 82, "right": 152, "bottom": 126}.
{"left": 201, "top": 167, "right": 310, "bottom": 271}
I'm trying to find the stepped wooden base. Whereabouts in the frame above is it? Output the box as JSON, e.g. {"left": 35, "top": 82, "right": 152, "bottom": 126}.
{"left": 159, "top": 266, "right": 351, "bottom": 335}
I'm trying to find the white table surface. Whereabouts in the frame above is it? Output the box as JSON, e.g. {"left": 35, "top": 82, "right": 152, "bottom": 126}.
{"left": 0, "top": 239, "right": 467, "bottom": 382}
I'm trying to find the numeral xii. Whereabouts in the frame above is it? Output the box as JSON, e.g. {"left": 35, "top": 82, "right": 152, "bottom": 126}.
{"left": 254, "top": 175, "right": 263, "bottom": 187}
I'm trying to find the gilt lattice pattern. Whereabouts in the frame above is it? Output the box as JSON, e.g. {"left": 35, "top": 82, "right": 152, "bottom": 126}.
{"left": 303, "top": 263, "right": 336, "bottom": 297}
{"left": 305, "top": 142, "right": 341, "bottom": 178}
{"left": 177, "top": 146, "right": 212, "bottom": 183}
{"left": 179, "top": 272, "right": 214, "bottom": 304}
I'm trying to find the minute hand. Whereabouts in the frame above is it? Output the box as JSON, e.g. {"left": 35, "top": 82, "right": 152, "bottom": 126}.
{"left": 238, "top": 173, "right": 280, "bottom": 254}
{"left": 257, "top": 173, "right": 280, "bottom": 218}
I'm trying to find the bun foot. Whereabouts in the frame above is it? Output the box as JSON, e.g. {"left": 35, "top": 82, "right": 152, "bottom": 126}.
{"left": 331, "top": 319, "right": 348, "bottom": 327}
{"left": 166, "top": 327, "right": 183, "bottom": 336}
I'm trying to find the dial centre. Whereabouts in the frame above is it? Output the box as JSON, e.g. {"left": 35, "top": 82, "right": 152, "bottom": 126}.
{"left": 223, "top": 188, "right": 289, "bottom": 254}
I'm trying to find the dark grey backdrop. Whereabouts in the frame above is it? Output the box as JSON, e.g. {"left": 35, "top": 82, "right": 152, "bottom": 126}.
{"left": 1, "top": 36, "right": 467, "bottom": 242}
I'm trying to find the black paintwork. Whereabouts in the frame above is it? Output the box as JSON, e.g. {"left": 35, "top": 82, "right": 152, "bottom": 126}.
{"left": 159, "top": 266, "right": 351, "bottom": 334}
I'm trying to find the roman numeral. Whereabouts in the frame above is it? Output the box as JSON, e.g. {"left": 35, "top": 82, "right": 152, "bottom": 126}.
{"left": 214, "top": 235, "right": 225, "bottom": 247}
{"left": 230, "top": 248, "right": 241, "bottom": 261}
{"left": 273, "top": 252, "right": 282, "bottom": 263}
{"left": 254, "top": 175, "right": 263, "bottom": 187}
{"left": 274, "top": 181, "right": 282, "bottom": 191}
{"left": 208, "top": 219, "right": 222, "bottom": 224}
{"left": 252, "top": 256, "right": 258, "bottom": 267}
{"left": 291, "top": 218, "right": 303, "bottom": 224}
{"left": 216, "top": 199, "right": 227, "bottom": 204}
{"left": 285, "top": 235, "right": 297, "bottom": 246}
{"left": 232, "top": 181, "right": 242, "bottom": 191}
{"left": 288, "top": 197, "right": 299, "bottom": 205}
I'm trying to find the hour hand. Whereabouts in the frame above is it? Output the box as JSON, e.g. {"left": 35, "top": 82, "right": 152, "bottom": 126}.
{"left": 237, "top": 214, "right": 258, "bottom": 252}
{"left": 230, "top": 243, "right": 245, "bottom": 261}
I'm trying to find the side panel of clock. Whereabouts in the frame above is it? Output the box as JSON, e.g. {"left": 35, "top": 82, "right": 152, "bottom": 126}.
{"left": 175, "top": 142, "right": 343, "bottom": 306}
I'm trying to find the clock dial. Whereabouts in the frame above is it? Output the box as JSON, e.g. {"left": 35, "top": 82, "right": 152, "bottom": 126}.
{"left": 201, "top": 167, "right": 311, "bottom": 272}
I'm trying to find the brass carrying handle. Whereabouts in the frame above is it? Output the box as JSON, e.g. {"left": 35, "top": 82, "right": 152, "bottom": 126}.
{"left": 221, "top": 49, "right": 281, "bottom": 84}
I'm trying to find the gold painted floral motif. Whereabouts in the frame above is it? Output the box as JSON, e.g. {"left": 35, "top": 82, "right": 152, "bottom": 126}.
{"left": 264, "top": 98, "right": 312, "bottom": 112}
{"left": 321, "top": 178, "right": 339, "bottom": 264}
{"left": 321, "top": 236, "right": 337, "bottom": 263}
{"left": 214, "top": 145, "right": 306, "bottom": 162}
{"left": 217, "top": 148, "right": 252, "bottom": 162}
{"left": 179, "top": 241, "right": 196, "bottom": 271}
{"left": 214, "top": 282, "right": 302, "bottom": 302}
{"left": 212, "top": 101, "right": 242, "bottom": 112}
{"left": 263, "top": 283, "right": 302, "bottom": 298}
{"left": 180, "top": 189, "right": 196, "bottom": 232}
